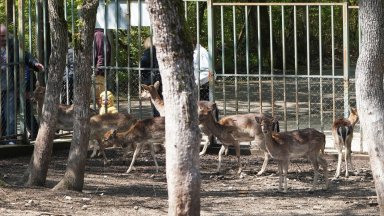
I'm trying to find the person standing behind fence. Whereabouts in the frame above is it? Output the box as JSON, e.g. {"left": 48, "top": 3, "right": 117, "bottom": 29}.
{"left": 93, "top": 28, "right": 111, "bottom": 107}
{"left": 140, "top": 37, "right": 162, "bottom": 117}
{"left": 0, "top": 24, "right": 44, "bottom": 144}
{"left": 193, "top": 42, "right": 211, "bottom": 101}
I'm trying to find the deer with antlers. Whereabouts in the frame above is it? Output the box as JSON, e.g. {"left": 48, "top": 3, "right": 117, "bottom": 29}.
{"left": 332, "top": 107, "right": 359, "bottom": 178}
{"left": 256, "top": 117, "right": 329, "bottom": 192}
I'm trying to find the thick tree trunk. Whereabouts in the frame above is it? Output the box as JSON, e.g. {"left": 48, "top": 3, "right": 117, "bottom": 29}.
{"left": 25, "top": 0, "right": 67, "bottom": 186}
{"left": 146, "top": 0, "right": 201, "bottom": 215}
{"left": 355, "top": 1, "right": 384, "bottom": 215}
{"left": 53, "top": 0, "right": 98, "bottom": 192}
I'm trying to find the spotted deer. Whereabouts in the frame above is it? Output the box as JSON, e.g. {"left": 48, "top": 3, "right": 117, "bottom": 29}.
{"left": 103, "top": 117, "right": 165, "bottom": 173}
{"left": 218, "top": 113, "right": 279, "bottom": 175}
{"left": 256, "top": 117, "right": 329, "bottom": 192}
{"left": 31, "top": 83, "right": 98, "bottom": 131}
{"left": 89, "top": 113, "right": 137, "bottom": 164}
{"left": 332, "top": 107, "right": 359, "bottom": 178}
{"left": 31, "top": 84, "right": 135, "bottom": 164}
{"left": 141, "top": 81, "right": 219, "bottom": 155}
{"left": 198, "top": 106, "right": 241, "bottom": 174}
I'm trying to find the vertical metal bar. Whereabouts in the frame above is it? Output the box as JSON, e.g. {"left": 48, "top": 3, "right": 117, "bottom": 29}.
{"left": 245, "top": 6, "right": 250, "bottom": 113}
{"left": 12, "top": 1, "right": 17, "bottom": 137}
{"left": 306, "top": 5, "right": 311, "bottom": 128}
{"left": 282, "top": 6, "right": 287, "bottom": 131}
{"left": 294, "top": 6, "right": 299, "bottom": 130}
{"left": 221, "top": 6, "right": 226, "bottom": 115}
{"left": 319, "top": 6, "right": 323, "bottom": 132}
{"left": 269, "top": 6, "right": 274, "bottom": 116}
{"left": 126, "top": 0, "right": 132, "bottom": 114}
{"left": 257, "top": 6, "right": 262, "bottom": 114}
{"left": 184, "top": 1, "right": 188, "bottom": 20}
{"left": 196, "top": 1, "right": 201, "bottom": 101}
{"left": 207, "top": 0, "right": 215, "bottom": 102}
{"left": 138, "top": 0, "right": 142, "bottom": 118}
{"left": 19, "top": 0, "right": 27, "bottom": 142}
{"left": 115, "top": 0, "right": 120, "bottom": 110}
{"left": 102, "top": 1, "right": 108, "bottom": 114}
{"left": 43, "top": 0, "right": 48, "bottom": 82}
{"left": 342, "top": 1, "right": 350, "bottom": 118}
{"left": 331, "top": 6, "right": 335, "bottom": 124}
{"left": 233, "top": 6, "right": 238, "bottom": 114}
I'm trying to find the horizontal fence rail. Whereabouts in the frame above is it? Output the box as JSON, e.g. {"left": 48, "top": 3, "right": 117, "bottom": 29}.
{"left": 0, "top": 1, "right": 363, "bottom": 152}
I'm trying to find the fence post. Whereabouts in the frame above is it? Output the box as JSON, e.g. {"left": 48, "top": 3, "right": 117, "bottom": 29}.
{"left": 343, "top": 0, "right": 350, "bottom": 118}
{"left": 207, "top": 0, "right": 215, "bottom": 102}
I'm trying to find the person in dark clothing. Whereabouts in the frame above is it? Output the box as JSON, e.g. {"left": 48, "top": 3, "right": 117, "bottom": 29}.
{"left": 140, "top": 37, "right": 162, "bottom": 117}
{"left": 0, "top": 24, "right": 44, "bottom": 143}
{"left": 93, "top": 28, "right": 111, "bottom": 106}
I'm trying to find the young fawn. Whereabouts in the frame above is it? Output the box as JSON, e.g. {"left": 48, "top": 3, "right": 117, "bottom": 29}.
{"left": 256, "top": 117, "right": 329, "bottom": 192}
{"left": 218, "top": 113, "right": 279, "bottom": 175}
{"left": 332, "top": 107, "right": 359, "bottom": 178}
{"left": 103, "top": 117, "right": 165, "bottom": 173}
{"left": 141, "top": 81, "right": 219, "bottom": 155}
{"left": 89, "top": 113, "right": 137, "bottom": 164}
{"left": 198, "top": 105, "right": 241, "bottom": 174}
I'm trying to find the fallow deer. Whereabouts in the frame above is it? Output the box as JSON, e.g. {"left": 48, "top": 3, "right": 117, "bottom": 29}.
{"left": 141, "top": 81, "right": 219, "bottom": 155}
{"left": 256, "top": 117, "right": 329, "bottom": 192}
{"left": 103, "top": 117, "right": 165, "bottom": 173}
{"left": 32, "top": 84, "right": 135, "bottom": 164}
{"left": 218, "top": 113, "right": 279, "bottom": 175}
{"left": 332, "top": 107, "right": 359, "bottom": 178}
{"left": 198, "top": 106, "right": 241, "bottom": 174}
{"left": 89, "top": 113, "right": 137, "bottom": 164}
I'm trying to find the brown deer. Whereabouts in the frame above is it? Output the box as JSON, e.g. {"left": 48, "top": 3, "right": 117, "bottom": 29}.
{"left": 141, "top": 81, "right": 219, "bottom": 155}
{"left": 32, "top": 84, "right": 136, "bottom": 164}
{"left": 218, "top": 113, "right": 279, "bottom": 175}
{"left": 103, "top": 117, "right": 165, "bottom": 173}
{"left": 256, "top": 117, "right": 329, "bottom": 192}
{"left": 198, "top": 106, "right": 241, "bottom": 174}
{"left": 332, "top": 107, "right": 359, "bottom": 178}
{"left": 31, "top": 84, "right": 98, "bottom": 131}
{"left": 89, "top": 113, "right": 137, "bottom": 164}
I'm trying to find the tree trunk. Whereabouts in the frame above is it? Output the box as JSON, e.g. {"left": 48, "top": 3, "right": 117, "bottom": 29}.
{"left": 53, "top": 0, "right": 98, "bottom": 192}
{"left": 355, "top": 1, "right": 384, "bottom": 215}
{"left": 25, "top": 0, "right": 67, "bottom": 186}
{"left": 146, "top": 0, "right": 201, "bottom": 215}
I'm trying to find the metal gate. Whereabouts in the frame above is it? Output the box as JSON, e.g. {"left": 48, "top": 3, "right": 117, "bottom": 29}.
{"left": 0, "top": 1, "right": 363, "bottom": 151}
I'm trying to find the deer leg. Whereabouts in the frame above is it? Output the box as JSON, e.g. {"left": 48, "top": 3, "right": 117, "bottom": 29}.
{"left": 346, "top": 142, "right": 353, "bottom": 177}
{"left": 344, "top": 147, "right": 349, "bottom": 178}
{"left": 234, "top": 143, "right": 242, "bottom": 174}
{"left": 257, "top": 151, "right": 269, "bottom": 176}
{"left": 278, "top": 161, "right": 283, "bottom": 192}
{"left": 89, "top": 140, "right": 99, "bottom": 158}
{"left": 282, "top": 161, "right": 288, "bottom": 193}
{"left": 216, "top": 145, "right": 227, "bottom": 173}
{"left": 199, "top": 138, "right": 209, "bottom": 156}
{"left": 127, "top": 143, "right": 143, "bottom": 173}
{"left": 335, "top": 146, "right": 343, "bottom": 178}
{"left": 149, "top": 144, "right": 159, "bottom": 173}
{"left": 96, "top": 138, "right": 109, "bottom": 165}
{"left": 309, "top": 154, "right": 319, "bottom": 191}
{"left": 318, "top": 155, "right": 329, "bottom": 190}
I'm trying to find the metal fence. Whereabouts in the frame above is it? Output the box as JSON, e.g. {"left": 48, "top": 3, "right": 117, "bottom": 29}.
{"left": 0, "top": 1, "right": 363, "bottom": 151}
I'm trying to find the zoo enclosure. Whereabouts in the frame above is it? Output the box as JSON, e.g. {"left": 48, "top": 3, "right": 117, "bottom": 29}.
{"left": 0, "top": 1, "right": 362, "bottom": 151}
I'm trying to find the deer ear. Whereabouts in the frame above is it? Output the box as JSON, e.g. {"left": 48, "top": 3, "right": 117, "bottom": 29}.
{"left": 255, "top": 117, "right": 262, "bottom": 124}
{"left": 154, "top": 81, "right": 160, "bottom": 89}
{"left": 142, "top": 84, "right": 148, "bottom": 90}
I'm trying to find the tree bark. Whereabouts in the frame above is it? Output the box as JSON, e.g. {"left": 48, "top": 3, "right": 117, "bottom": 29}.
{"left": 25, "top": 0, "right": 67, "bottom": 186}
{"left": 53, "top": 0, "right": 98, "bottom": 191}
{"left": 146, "top": 0, "right": 201, "bottom": 215}
{"left": 355, "top": 1, "right": 384, "bottom": 215}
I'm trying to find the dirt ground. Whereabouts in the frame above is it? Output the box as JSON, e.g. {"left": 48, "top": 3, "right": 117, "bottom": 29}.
{"left": 0, "top": 146, "right": 379, "bottom": 216}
